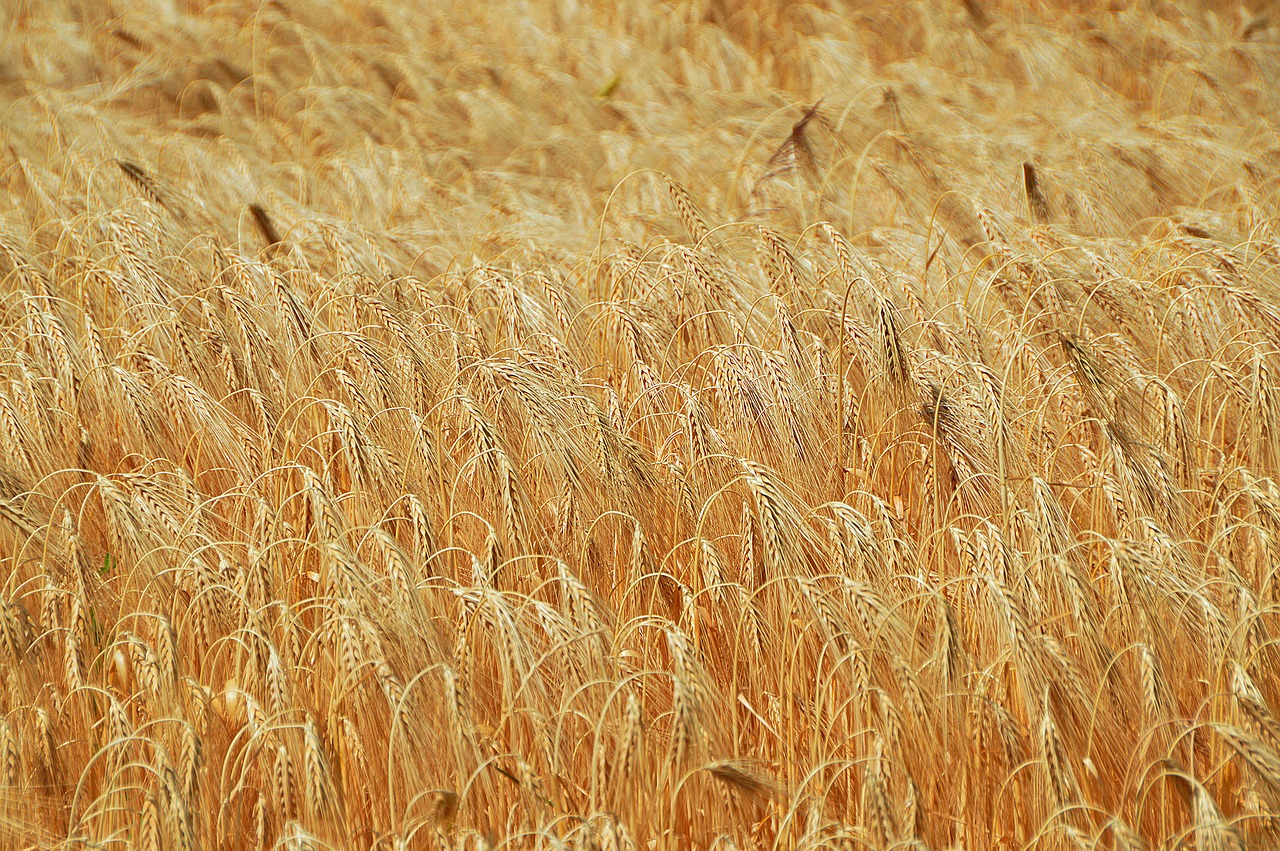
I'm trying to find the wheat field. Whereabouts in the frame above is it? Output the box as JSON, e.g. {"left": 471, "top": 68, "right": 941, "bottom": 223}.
{"left": 0, "top": 0, "right": 1278, "bottom": 848}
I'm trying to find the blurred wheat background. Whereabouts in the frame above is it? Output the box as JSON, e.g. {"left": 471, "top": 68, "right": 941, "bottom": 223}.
{"left": 0, "top": 0, "right": 1278, "bottom": 848}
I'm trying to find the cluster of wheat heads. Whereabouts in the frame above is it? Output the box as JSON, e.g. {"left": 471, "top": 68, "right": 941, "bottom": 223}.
{"left": 2, "top": 0, "right": 1280, "bottom": 849}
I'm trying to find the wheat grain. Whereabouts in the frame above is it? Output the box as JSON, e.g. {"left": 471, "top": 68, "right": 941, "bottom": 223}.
{"left": 138, "top": 788, "right": 162, "bottom": 851}
{"left": 273, "top": 743, "right": 297, "bottom": 824}
{"left": 1041, "top": 688, "right": 1083, "bottom": 820}
{"left": 0, "top": 717, "right": 18, "bottom": 793}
